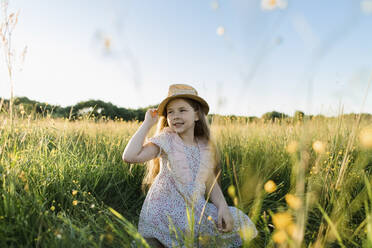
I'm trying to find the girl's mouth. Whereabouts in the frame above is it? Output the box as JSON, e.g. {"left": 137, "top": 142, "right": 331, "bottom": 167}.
{"left": 174, "top": 123, "right": 184, "bottom": 127}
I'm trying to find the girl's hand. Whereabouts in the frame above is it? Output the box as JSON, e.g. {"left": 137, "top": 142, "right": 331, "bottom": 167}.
{"left": 144, "top": 108, "right": 159, "bottom": 126}
{"left": 217, "top": 206, "right": 234, "bottom": 233}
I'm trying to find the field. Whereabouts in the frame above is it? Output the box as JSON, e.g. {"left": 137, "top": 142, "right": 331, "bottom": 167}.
{"left": 1, "top": 114, "right": 372, "bottom": 247}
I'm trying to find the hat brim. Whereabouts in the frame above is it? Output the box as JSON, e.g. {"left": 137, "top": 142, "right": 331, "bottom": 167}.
{"left": 157, "top": 94, "right": 209, "bottom": 116}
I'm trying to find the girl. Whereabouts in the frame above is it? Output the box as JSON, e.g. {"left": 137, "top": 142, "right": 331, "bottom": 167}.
{"left": 123, "top": 84, "right": 257, "bottom": 247}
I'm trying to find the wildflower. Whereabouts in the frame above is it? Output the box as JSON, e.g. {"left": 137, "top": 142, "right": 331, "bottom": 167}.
{"left": 72, "top": 190, "right": 78, "bottom": 196}
{"left": 264, "top": 180, "right": 277, "bottom": 193}
{"left": 286, "top": 223, "right": 299, "bottom": 238}
{"left": 272, "top": 229, "right": 287, "bottom": 244}
{"left": 227, "top": 185, "right": 236, "bottom": 198}
{"left": 286, "top": 141, "right": 298, "bottom": 154}
{"left": 312, "top": 140, "right": 326, "bottom": 154}
{"left": 216, "top": 26, "right": 225, "bottom": 36}
{"left": 272, "top": 212, "right": 292, "bottom": 229}
{"left": 72, "top": 200, "right": 78, "bottom": 206}
{"left": 90, "top": 204, "right": 95, "bottom": 209}
{"left": 233, "top": 197, "right": 239, "bottom": 206}
{"left": 360, "top": 127, "right": 372, "bottom": 149}
{"left": 50, "top": 206, "right": 55, "bottom": 211}
{"left": 285, "top": 194, "right": 302, "bottom": 210}
{"left": 18, "top": 171, "right": 27, "bottom": 182}
{"left": 207, "top": 215, "right": 214, "bottom": 222}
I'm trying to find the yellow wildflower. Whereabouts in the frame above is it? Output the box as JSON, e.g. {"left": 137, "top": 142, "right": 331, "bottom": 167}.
{"left": 272, "top": 229, "right": 287, "bottom": 244}
{"left": 272, "top": 212, "right": 292, "bottom": 229}
{"left": 312, "top": 141, "right": 326, "bottom": 154}
{"left": 227, "top": 185, "right": 236, "bottom": 198}
{"left": 18, "top": 171, "right": 27, "bottom": 182}
{"left": 264, "top": 180, "right": 277, "bottom": 193}
{"left": 286, "top": 223, "right": 299, "bottom": 238}
{"left": 233, "top": 197, "right": 239, "bottom": 206}
{"left": 285, "top": 194, "right": 302, "bottom": 210}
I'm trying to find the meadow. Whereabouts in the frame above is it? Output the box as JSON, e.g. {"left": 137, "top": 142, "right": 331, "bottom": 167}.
{"left": 0, "top": 113, "right": 372, "bottom": 247}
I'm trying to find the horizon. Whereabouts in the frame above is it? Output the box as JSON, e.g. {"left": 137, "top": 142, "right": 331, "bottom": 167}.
{"left": 0, "top": 1, "right": 371, "bottom": 117}
{"left": 4, "top": 95, "right": 372, "bottom": 118}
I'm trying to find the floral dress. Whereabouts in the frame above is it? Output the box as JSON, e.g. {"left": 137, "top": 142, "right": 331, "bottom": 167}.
{"left": 138, "top": 127, "right": 257, "bottom": 247}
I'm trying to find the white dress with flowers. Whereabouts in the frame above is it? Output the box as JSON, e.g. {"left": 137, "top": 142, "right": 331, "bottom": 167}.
{"left": 137, "top": 128, "right": 257, "bottom": 247}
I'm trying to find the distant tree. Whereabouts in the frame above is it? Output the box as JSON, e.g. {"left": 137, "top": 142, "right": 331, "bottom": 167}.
{"left": 262, "top": 111, "right": 288, "bottom": 122}
{"left": 248, "top": 116, "right": 259, "bottom": 123}
{"left": 65, "top": 99, "right": 155, "bottom": 121}
{"left": 72, "top": 100, "right": 117, "bottom": 119}
{"left": 6, "top": 96, "right": 372, "bottom": 124}
{"left": 294, "top": 110, "right": 305, "bottom": 122}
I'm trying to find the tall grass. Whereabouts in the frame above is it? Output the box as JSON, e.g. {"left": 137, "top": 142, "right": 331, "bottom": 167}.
{"left": 0, "top": 113, "right": 371, "bottom": 247}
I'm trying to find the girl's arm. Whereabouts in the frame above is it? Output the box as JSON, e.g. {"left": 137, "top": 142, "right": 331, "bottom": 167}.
{"left": 122, "top": 109, "right": 160, "bottom": 163}
{"left": 206, "top": 174, "right": 228, "bottom": 210}
{"left": 206, "top": 172, "right": 234, "bottom": 232}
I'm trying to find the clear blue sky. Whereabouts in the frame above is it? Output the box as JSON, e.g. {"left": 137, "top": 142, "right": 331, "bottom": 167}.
{"left": 0, "top": 0, "right": 371, "bottom": 117}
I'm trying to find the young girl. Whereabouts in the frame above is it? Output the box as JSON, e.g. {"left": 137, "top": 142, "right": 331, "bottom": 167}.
{"left": 123, "top": 84, "right": 257, "bottom": 247}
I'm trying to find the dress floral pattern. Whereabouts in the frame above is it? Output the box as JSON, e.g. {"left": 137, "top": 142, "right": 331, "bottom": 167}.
{"left": 138, "top": 128, "right": 257, "bottom": 247}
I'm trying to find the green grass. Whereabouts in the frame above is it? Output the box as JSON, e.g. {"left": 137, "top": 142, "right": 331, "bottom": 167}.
{"left": 0, "top": 114, "right": 371, "bottom": 247}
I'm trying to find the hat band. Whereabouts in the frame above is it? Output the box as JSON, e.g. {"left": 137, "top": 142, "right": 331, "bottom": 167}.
{"left": 169, "top": 89, "right": 197, "bottom": 96}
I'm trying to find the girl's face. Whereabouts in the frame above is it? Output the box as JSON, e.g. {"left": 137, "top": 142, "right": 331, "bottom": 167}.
{"left": 166, "top": 98, "right": 199, "bottom": 135}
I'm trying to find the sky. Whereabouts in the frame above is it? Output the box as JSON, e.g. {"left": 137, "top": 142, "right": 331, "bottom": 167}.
{"left": 0, "top": 0, "right": 372, "bottom": 117}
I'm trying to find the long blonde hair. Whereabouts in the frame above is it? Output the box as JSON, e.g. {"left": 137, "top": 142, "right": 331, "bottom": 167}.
{"left": 142, "top": 98, "right": 221, "bottom": 192}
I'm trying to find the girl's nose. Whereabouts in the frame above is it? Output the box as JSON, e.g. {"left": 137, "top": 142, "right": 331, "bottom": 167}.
{"left": 173, "top": 112, "right": 181, "bottom": 119}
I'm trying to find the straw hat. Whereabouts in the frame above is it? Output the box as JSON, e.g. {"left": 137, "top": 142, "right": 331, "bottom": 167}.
{"left": 157, "top": 84, "right": 209, "bottom": 116}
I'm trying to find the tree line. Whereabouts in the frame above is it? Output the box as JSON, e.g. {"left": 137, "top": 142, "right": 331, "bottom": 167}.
{"left": 0, "top": 97, "right": 371, "bottom": 123}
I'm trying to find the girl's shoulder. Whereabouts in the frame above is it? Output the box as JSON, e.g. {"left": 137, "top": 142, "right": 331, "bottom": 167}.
{"left": 151, "top": 127, "right": 174, "bottom": 139}
{"left": 148, "top": 128, "right": 174, "bottom": 155}
{"left": 155, "top": 127, "right": 176, "bottom": 141}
